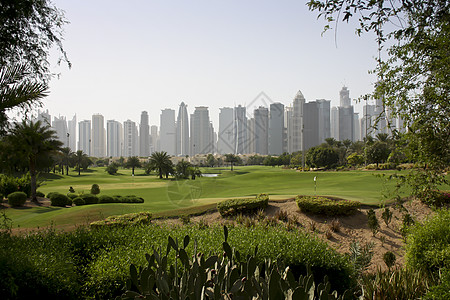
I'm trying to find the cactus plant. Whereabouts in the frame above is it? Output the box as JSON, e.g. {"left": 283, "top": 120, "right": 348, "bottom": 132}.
{"left": 118, "top": 226, "right": 352, "bottom": 299}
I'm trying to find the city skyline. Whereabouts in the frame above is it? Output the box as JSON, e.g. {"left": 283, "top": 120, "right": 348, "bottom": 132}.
{"left": 32, "top": 0, "right": 379, "bottom": 132}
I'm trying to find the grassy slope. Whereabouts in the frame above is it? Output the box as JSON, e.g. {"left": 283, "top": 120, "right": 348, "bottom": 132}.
{"left": 6, "top": 166, "right": 406, "bottom": 229}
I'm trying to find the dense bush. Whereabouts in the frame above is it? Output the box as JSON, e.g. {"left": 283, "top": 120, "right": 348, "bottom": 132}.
{"left": 67, "top": 193, "right": 78, "bottom": 200}
{"left": 46, "top": 192, "right": 59, "bottom": 199}
{"left": 90, "top": 212, "right": 152, "bottom": 228}
{"left": 98, "top": 195, "right": 114, "bottom": 203}
{"left": 7, "top": 192, "right": 27, "bottom": 207}
{"left": 118, "top": 195, "right": 144, "bottom": 203}
{"left": 405, "top": 209, "right": 449, "bottom": 275}
{"left": 217, "top": 194, "right": 269, "bottom": 216}
{"left": 81, "top": 194, "right": 98, "bottom": 205}
{"left": 0, "top": 174, "right": 32, "bottom": 197}
{"left": 35, "top": 191, "right": 45, "bottom": 198}
{"left": 0, "top": 223, "right": 354, "bottom": 299}
{"left": 73, "top": 197, "right": 85, "bottom": 206}
{"left": 90, "top": 184, "right": 100, "bottom": 195}
{"left": 50, "top": 193, "right": 71, "bottom": 207}
{"left": 296, "top": 196, "right": 360, "bottom": 216}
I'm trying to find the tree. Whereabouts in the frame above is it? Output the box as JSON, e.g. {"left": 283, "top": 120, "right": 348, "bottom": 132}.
{"left": 224, "top": 154, "right": 239, "bottom": 171}
{"left": 175, "top": 160, "right": 193, "bottom": 179}
{"left": 0, "top": 0, "right": 69, "bottom": 80}
{"left": 347, "top": 152, "right": 365, "bottom": 167}
{"left": 366, "top": 141, "right": 391, "bottom": 167}
{"left": 206, "top": 154, "right": 216, "bottom": 167}
{"left": 148, "top": 151, "right": 173, "bottom": 179}
{"left": 0, "top": 64, "right": 48, "bottom": 134}
{"left": 307, "top": 0, "right": 449, "bottom": 199}
{"left": 125, "top": 156, "right": 141, "bottom": 175}
{"left": 306, "top": 146, "right": 339, "bottom": 169}
{"left": 75, "top": 150, "right": 88, "bottom": 176}
{"left": 60, "top": 147, "right": 74, "bottom": 175}
{"left": 105, "top": 162, "right": 119, "bottom": 175}
{"left": 6, "top": 120, "right": 62, "bottom": 202}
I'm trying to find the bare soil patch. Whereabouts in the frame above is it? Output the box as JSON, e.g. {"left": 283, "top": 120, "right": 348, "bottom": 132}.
{"left": 158, "top": 198, "right": 434, "bottom": 272}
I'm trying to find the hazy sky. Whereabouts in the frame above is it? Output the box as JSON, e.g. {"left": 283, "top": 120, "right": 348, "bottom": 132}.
{"left": 41, "top": 0, "right": 379, "bottom": 129}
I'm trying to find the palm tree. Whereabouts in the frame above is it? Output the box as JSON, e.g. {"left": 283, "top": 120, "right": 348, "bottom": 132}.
{"left": 75, "top": 150, "right": 88, "bottom": 176}
{"left": 0, "top": 64, "right": 48, "bottom": 135}
{"left": 60, "top": 147, "right": 74, "bottom": 175}
{"left": 7, "top": 120, "right": 62, "bottom": 202}
{"left": 148, "top": 151, "right": 173, "bottom": 179}
{"left": 126, "top": 156, "right": 141, "bottom": 175}
{"left": 224, "top": 154, "right": 239, "bottom": 171}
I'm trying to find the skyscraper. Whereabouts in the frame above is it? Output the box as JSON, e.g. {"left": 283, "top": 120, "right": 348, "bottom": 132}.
{"left": 288, "top": 90, "right": 305, "bottom": 153}
{"left": 303, "top": 102, "right": 319, "bottom": 151}
{"left": 107, "top": 120, "right": 122, "bottom": 157}
{"left": 52, "top": 115, "right": 68, "bottom": 148}
{"left": 37, "top": 109, "right": 51, "bottom": 126}
{"left": 160, "top": 109, "right": 176, "bottom": 155}
{"left": 190, "top": 106, "right": 213, "bottom": 155}
{"left": 150, "top": 125, "right": 159, "bottom": 153}
{"left": 269, "top": 102, "right": 285, "bottom": 155}
{"left": 92, "top": 114, "right": 106, "bottom": 157}
{"left": 340, "top": 86, "right": 351, "bottom": 107}
{"left": 78, "top": 120, "right": 91, "bottom": 155}
{"left": 176, "top": 102, "right": 189, "bottom": 156}
{"left": 123, "top": 119, "right": 139, "bottom": 157}
{"left": 316, "top": 99, "right": 331, "bottom": 144}
{"left": 254, "top": 106, "right": 269, "bottom": 155}
{"left": 234, "top": 105, "right": 247, "bottom": 154}
{"left": 335, "top": 87, "right": 354, "bottom": 141}
{"left": 218, "top": 107, "right": 234, "bottom": 154}
{"left": 67, "top": 115, "right": 77, "bottom": 151}
{"left": 139, "top": 111, "right": 150, "bottom": 157}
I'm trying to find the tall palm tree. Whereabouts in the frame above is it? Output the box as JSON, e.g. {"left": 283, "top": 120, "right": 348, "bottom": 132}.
{"left": 60, "top": 147, "right": 74, "bottom": 175}
{"left": 7, "top": 120, "right": 62, "bottom": 202}
{"left": 75, "top": 150, "right": 88, "bottom": 176}
{"left": 126, "top": 156, "right": 141, "bottom": 175}
{"left": 148, "top": 151, "right": 173, "bottom": 179}
{"left": 0, "top": 64, "right": 48, "bottom": 135}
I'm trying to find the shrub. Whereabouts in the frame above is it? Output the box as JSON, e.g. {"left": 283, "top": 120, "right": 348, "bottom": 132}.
{"left": 383, "top": 251, "right": 396, "bottom": 269}
{"left": 367, "top": 209, "right": 380, "bottom": 236}
{"left": 381, "top": 206, "right": 393, "bottom": 227}
{"left": 106, "top": 163, "right": 119, "bottom": 175}
{"left": 296, "top": 195, "right": 360, "bottom": 216}
{"left": 180, "top": 215, "right": 190, "bottom": 225}
{"left": 405, "top": 209, "right": 449, "bottom": 275}
{"left": 90, "top": 184, "right": 100, "bottom": 195}
{"left": 275, "top": 209, "right": 289, "bottom": 222}
{"left": 7, "top": 192, "right": 27, "bottom": 207}
{"left": 50, "top": 193, "right": 70, "bottom": 207}
{"left": 81, "top": 194, "right": 98, "bottom": 205}
{"left": 67, "top": 193, "right": 78, "bottom": 200}
{"left": 401, "top": 213, "right": 415, "bottom": 237}
{"left": 120, "top": 195, "right": 144, "bottom": 203}
{"left": 73, "top": 197, "right": 85, "bottom": 206}
{"left": 90, "top": 212, "right": 152, "bottom": 228}
{"left": 217, "top": 194, "right": 269, "bottom": 216}
{"left": 98, "top": 195, "right": 114, "bottom": 203}
{"left": 0, "top": 174, "right": 19, "bottom": 197}
{"left": 35, "top": 191, "right": 45, "bottom": 197}
{"left": 46, "top": 192, "right": 59, "bottom": 199}
{"left": 330, "top": 218, "right": 341, "bottom": 233}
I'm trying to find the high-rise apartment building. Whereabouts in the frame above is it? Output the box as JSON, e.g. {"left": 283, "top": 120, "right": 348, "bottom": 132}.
{"left": 67, "top": 115, "right": 77, "bottom": 151}
{"left": 37, "top": 109, "right": 51, "bottom": 126}
{"left": 246, "top": 117, "right": 255, "bottom": 154}
{"left": 160, "top": 109, "right": 176, "bottom": 155}
{"left": 288, "top": 90, "right": 305, "bottom": 153}
{"left": 254, "top": 106, "right": 269, "bottom": 155}
{"left": 316, "top": 99, "right": 331, "bottom": 144}
{"left": 107, "top": 120, "right": 122, "bottom": 157}
{"left": 92, "top": 114, "right": 106, "bottom": 157}
{"left": 218, "top": 107, "right": 234, "bottom": 154}
{"left": 176, "top": 102, "right": 189, "bottom": 156}
{"left": 139, "top": 111, "right": 150, "bottom": 157}
{"left": 123, "top": 119, "right": 139, "bottom": 157}
{"left": 78, "top": 120, "right": 91, "bottom": 155}
{"left": 340, "top": 86, "right": 351, "bottom": 107}
{"left": 268, "top": 102, "right": 285, "bottom": 155}
{"left": 303, "top": 102, "right": 319, "bottom": 151}
{"left": 150, "top": 125, "right": 159, "bottom": 153}
{"left": 234, "top": 105, "right": 247, "bottom": 154}
{"left": 190, "top": 106, "right": 213, "bottom": 155}
{"left": 52, "top": 116, "right": 68, "bottom": 148}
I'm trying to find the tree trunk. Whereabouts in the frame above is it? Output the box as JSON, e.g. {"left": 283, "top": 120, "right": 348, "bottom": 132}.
{"left": 30, "top": 157, "right": 38, "bottom": 203}
{"left": 159, "top": 168, "right": 163, "bottom": 179}
{"left": 231, "top": 162, "right": 234, "bottom": 171}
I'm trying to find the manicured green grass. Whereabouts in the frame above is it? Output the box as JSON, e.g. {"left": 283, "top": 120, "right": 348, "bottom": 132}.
{"left": 5, "top": 166, "right": 411, "bottom": 229}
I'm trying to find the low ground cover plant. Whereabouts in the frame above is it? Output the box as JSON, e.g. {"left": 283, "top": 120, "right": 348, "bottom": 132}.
{"left": 217, "top": 193, "right": 269, "bottom": 216}
{"left": 296, "top": 195, "right": 360, "bottom": 216}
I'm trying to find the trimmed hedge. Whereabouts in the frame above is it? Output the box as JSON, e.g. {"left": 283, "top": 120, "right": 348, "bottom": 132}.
{"left": 7, "top": 191, "right": 27, "bottom": 207}
{"left": 35, "top": 191, "right": 45, "bottom": 197}
{"left": 90, "top": 212, "right": 152, "bottom": 228}
{"left": 67, "top": 193, "right": 78, "bottom": 200}
{"left": 50, "top": 193, "right": 71, "bottom": 207}
{"left": 73, "top": 197, "right": 85, "bottom": 206}
{"left": 296, "top": 195, "right": 360, "bottom": 216}
{"left": 81, "top": 194, "right": 99, "bottom": 205}
{"left": 98, "top": 195, "right": 114, "bottom": 203}
{"left": 217, "top": 193, "right": 269, "bottom": 216}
